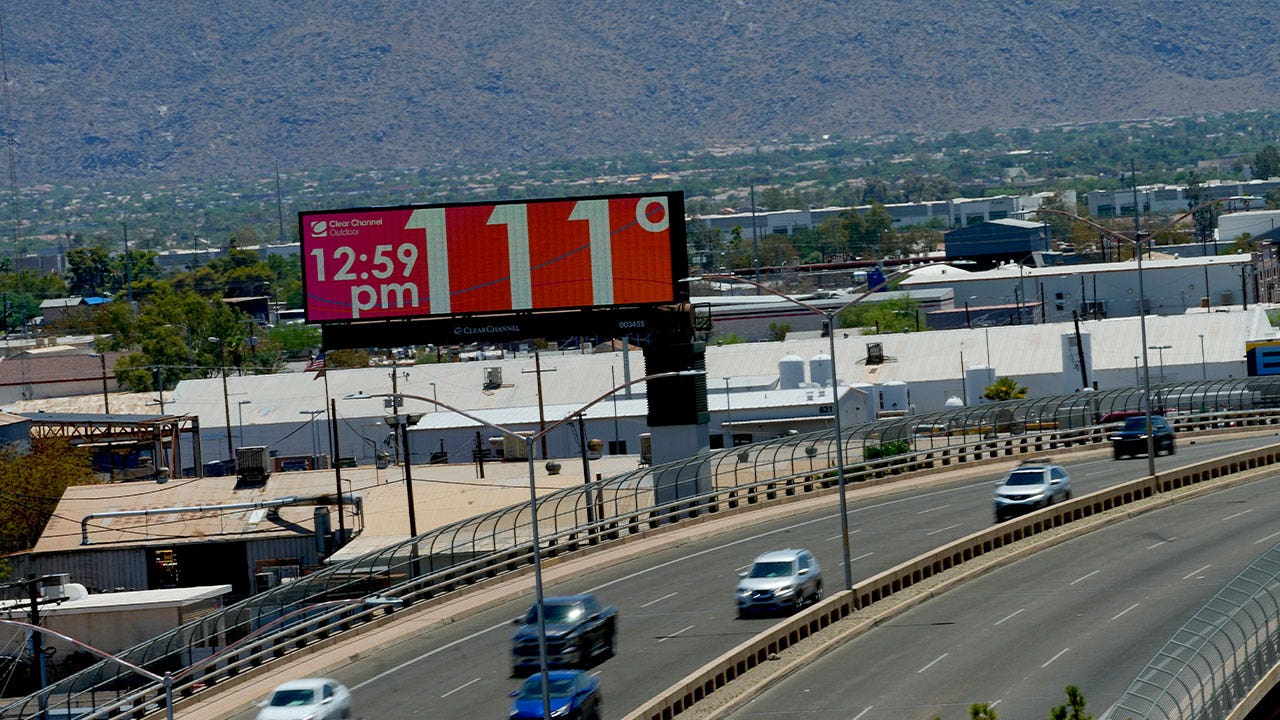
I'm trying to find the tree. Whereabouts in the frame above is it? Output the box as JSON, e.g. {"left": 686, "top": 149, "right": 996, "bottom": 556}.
{"left": 0, "top": 438, "right": 96, "bottom": 566}
{"left": 981, "top": 376, "right": 1028, "bottom": 401}
{"left": 1049, "top": 685, "right": 1092, "bottom": 720}
{"left": 1253, "top": 144, "right": 1280, "bottom": 180}
{"left": 970, "top": 703, "right": 998, "bottom": 720}
{"left": 836, "top": 296, "right": 922, "bottom": 334}
{"left": 65, "top": 246, "right": 113, "bottom": 295}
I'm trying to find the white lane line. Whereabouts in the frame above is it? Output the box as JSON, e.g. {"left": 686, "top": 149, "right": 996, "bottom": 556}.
{"left": 825, "top": 528, "right": 862, "bottom": 542}
{"left": 352, "top": 621, "right": 507, "bottom": 691}
{"left": 994, "top": 608, "right": 1025, "bottom": 626}
{"left": 1146, "top": 537, "right": 1176, "bottom": 550}
{"left": 1184, "top": 564, "right": 1212, "bottom": 580}
{"left": 441, "top": 677, "right": 481, "bottom": 698}
{"left": 926, "top": 523, "right": 961, "bottom": 536}
{"left": 990, "top": 699, "right": 1002, "bottom": 708}
{"left": 1111, "top": 603, "right": 1141, "bottom": 621}
{"left": 1224, "top": 508, "right": 1254, "bottom": 521}
{"left": 641, "top": 592, "right": 678, "bottom": 608}
{"left": 1041, "top": 648, "right": 1069, "bottom": 668}
{"left": 353, "top": 480, "right": 1010, "bottom": 692}
{"left": 657, "top": 625, "right": 695, "bottom": 643}
{"left": 917, "top": 504, "right": 951, "bottom": 514}
{"left": 1069, "top": 570, "right": 1100, "bottom": 586}
{"left": 917, "top": 653, "right": 948, "bottom": 673}
{"left": 851, "top": 706, "right": 873, "bottom": 720}
{"left": 852, "top": 552, "right": 875, "bottom": 562}
{"left": 1256, "top": 530, "right": 1280, "bottom": 545}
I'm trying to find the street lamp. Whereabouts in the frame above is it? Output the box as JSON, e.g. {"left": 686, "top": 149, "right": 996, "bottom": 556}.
{"left": 429, "top": 381, "right": 439, "bottom": 412}
{"left": 723, "top": 377, "right": 733, "bottom": 448}
{"left": 1199, "top": 334, "right": 1207, "bottom": 380}
{"left": 237, "top": 399, "right": 252, "bottom": 446}
{"left": 300, "top": 409, "right": 324, "bottom": 460}
{"left": 344, "top": 368, "right": 701, "bottom": 720}
{"left": 1148, "top": 344, "right": 1172, "bottom": 384}
{"left": 682, "top": 268, "right": 935, "bottom": 591}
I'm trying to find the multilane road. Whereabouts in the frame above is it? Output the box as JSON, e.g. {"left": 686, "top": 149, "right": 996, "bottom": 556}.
{"left": 724, "top": 462, "right": 1280, "bottom": 719}
{"left": 217, "top": 434, "right": 1278, "bottom": 720}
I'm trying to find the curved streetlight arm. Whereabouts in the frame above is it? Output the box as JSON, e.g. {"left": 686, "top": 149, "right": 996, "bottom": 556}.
{"left": 344, "top": 369, "right": 704, "bottom": 445}
{"left": 0, "top": 619, "right": 162, "bottom": 683}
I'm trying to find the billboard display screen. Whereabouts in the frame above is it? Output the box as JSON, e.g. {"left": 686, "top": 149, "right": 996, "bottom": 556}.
{"left": 300, "top": 191, "right": 686, "bottom": 323}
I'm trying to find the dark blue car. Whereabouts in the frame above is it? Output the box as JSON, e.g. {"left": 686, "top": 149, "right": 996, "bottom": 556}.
{"left": 508, "top": 670, "right": 601, "bottom": 720}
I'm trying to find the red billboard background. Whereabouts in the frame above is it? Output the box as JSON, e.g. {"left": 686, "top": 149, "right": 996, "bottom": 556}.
{"left": 300, "top": 192, "right": 686, "bottom": 323}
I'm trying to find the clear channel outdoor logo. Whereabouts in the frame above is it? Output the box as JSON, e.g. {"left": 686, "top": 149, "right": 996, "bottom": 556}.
{"left": 310, "top": 220, "right": 328, "bottom": 237}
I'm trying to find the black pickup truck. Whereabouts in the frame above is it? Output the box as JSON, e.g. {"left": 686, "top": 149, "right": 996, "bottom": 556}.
{"left": 510, "top": 594, "right": 618, "bottom": 676}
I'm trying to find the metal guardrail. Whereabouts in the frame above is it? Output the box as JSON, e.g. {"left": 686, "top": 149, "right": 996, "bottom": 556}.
{"left": 622, "top": 442, "right": 1280, "bottom": 720}
{"left": 6, "top": 377, "right": 1280, "bottom": 720}
{"left": 1103, "top": 541, "right": 1280, "bottom": 720}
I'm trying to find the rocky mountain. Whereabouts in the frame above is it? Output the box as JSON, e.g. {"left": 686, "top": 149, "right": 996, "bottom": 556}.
{"left": 2, "top": 0, "right": 1278, "bottom": 185}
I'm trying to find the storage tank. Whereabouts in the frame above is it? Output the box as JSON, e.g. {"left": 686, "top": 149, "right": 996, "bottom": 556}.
{"left": 809, "top": 353, "right": 833, "bottom": 387}
{"left": 879, "top": 380, "right": 910, "bottom": 414}
{"left": 965, "top": 365, "right": 997, "bottom": 406}
{"left": 778, "top": 355, "right": 806, "bottom": 389}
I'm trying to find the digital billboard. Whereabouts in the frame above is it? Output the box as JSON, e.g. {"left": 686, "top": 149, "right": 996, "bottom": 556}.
{"left": 300, "top": 191, "right": 687, "bottom": 324}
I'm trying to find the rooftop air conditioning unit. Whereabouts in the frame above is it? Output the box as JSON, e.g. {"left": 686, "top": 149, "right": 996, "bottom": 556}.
{"left": 503, "top": 432, "right": 533, "bottom": 460}
{"left": 484, "top": 366, "right": 503, "bottom": 389}
{"left": 866, "top": 342, "right": 885, "bottom": 365}
{"left": 236, "top": 445, "right": 271, "bottom": 487}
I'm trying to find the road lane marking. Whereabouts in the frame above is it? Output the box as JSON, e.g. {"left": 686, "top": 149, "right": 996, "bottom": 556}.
{"left": 1069, "top": 570, "right": 1100, "bottom": 586}
{"left": 1146, "top": 537, "right": 1176, "bottom": 549}
{"left": 917, "top": 653, "right": 948, "bottom": 673}
{"left": 1041, "top": 648, "right": 1069, "bottom": 668}
{"left": 1256, "top": 530, "right": 1280, "bottom": 545}
{"left": 441, "top": 677, "right": 481, "bottom": 698}
{"left": 353, "top": 476, "right": 1060, "bottom": 693}
{"left": 1223, "top": 508, "right": 1254, "bottom": 521}
{"left": 851, "top": 706, "right": 873, "bottom": 720}
{"left": 852, "top": 552, "right": 875, "bottom": 562}
{"left": 917, "top": 504, "right": 951, "bottom": 514}
{"left": 926, "top": 523, "right": 961, "bottom": 536}
{"left": 1111, "top": 603, "right": 1141, "bottom": 621}
{"left": 1184, "top": 564, "right": 1212, "bottom": 580}
{"left": 825, "top": 528, "right": 862, "bottom": 542}
{"left": 641, "top": 592, "right": 678, "bottom": 608}
{"left": 994, "top": 608, "right": 1025, "bottom": 626}
{"left": 657, "top": 625, "right": 696, "bottom": 643}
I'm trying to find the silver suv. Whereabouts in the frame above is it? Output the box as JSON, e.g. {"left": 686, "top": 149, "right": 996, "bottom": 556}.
{"left": 736, "top": 548, "right": 823, "bottom": 617}
{"left": 993, "top": 459, "right": 1072, "bottom": 523}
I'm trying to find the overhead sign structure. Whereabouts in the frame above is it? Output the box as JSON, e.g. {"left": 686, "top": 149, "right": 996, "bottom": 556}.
{"left": 300, "top": 192, "right": 687, "bottom": 324}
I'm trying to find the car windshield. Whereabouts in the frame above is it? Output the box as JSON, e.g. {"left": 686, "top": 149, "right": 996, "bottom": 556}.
{"left": 748, "top": 560, "right": 796, "bottom": 578}
{"left": 268, "top": 689, "right": 316, "bottom": 707}
{"left": 1003, "top": 470, "right": 1046, "bottom": 487}
{"left": 524, "top": 602, "right": 585, "bottom": 624}
{"left": 519, "top": 675, "right": 576, "bottom": 698}
{"left": 1121, "top": 417, "right": 1152, "bottom": 431}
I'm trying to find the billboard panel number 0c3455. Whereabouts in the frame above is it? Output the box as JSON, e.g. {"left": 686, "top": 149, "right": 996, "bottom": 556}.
{"left": 301, "top": 193, "right": 681, "bottom": 323}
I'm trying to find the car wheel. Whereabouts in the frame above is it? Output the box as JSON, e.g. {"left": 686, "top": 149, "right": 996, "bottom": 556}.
{"left": 605, "top": 627, "right": 618, "bottom": 659}
{"left": 1113, "top": 449, "right": 1123, "bottom": 460}
{"left": 1168, "top": 439, "right": 1176, "bottom": 455}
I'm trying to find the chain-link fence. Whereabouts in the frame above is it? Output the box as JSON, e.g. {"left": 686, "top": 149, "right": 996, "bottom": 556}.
{"left": 7, "top": 377, "right": 1280, "bottom": 720}
{"left": 1104, "top": 542, "right": 1280, "bottom": 720}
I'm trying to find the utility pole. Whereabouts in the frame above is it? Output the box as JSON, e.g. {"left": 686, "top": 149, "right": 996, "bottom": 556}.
{"left": 522, "top": 348, "right": 555, "bottom": 459}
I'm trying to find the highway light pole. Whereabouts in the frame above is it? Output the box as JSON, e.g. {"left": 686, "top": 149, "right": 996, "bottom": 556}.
{"left": 683, "top": 267, "right": 938, "bottom": 592}
{"left": 344, "top": 368, "right": 702, "bottom": 720}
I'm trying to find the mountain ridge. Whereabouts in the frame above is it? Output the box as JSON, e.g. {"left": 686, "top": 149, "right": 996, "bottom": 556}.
{"left": 2, "top": 1, "right": 1278, "bottom": 185}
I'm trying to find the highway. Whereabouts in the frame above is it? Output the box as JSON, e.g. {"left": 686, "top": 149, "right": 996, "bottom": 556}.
{"left": 722, "top": 460, "right": 1280, "bottom": 719}
{"left": 216, "top": 434, "right": 1279, "bottom": 720}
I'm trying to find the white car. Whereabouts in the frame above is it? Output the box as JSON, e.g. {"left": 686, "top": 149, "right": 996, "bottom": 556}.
{"left": 736, "top": 548, "right": 823, "bottom": 616}
{"left": 255, "top": 678, "right": 352, "bottom": 720}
